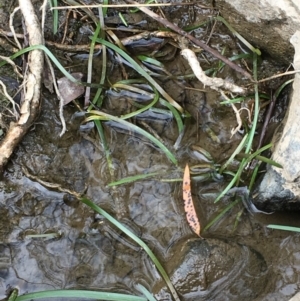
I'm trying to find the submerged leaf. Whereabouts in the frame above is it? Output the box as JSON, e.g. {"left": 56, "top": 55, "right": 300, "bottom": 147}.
{"left": 183, "top": 164, "right": 201, "bottom": 236}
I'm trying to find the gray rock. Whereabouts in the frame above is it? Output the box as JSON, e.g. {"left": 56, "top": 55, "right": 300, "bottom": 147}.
{"left": 155, "top": 238, "right": 268, "bottom": 301}
{"left": 252, "top": 31, "right": 300, "bottom": 210}
{"left": 215, "top": 0, "right": 300, "bottom": 63}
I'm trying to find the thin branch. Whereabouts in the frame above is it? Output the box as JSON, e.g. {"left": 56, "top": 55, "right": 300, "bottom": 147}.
{"left": 9, "top": 6, "right": 22, "bottom": 50}
{"left": 181, "top": 48, "right": 246, "bottom": 94}
{"left": 0, "top": 80, "right": 19, "bottom": 118}
{"left": 257, "top": 70, "right": 299, "bottom": 83}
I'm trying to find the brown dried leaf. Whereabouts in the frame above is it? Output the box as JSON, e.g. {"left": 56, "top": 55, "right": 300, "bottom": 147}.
{"left": 57, "top": 72, "right": 85, "bottom": 105}
{"left": 183, "top": 164, "right": 201, "bottom": 236}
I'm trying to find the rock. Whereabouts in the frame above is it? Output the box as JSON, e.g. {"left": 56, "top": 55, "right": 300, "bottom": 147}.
{"left": 289, "top": 292, "right": 300, "bottom": 301}
{"left": 252, "top": 31, "right": 300, "bottom": 211}
{"left": 154, "top": 238, "right": 268, "bottom": 301}
{"left": 215, "top": 0, "right": 300, "bottom": 63}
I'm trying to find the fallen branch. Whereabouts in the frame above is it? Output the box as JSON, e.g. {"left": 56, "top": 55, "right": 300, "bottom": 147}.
{"left": 0, "top": 0, "right": 44, "bottom": 174}
{"left": 125, "top": 0, "right": 253, "bottom": 80}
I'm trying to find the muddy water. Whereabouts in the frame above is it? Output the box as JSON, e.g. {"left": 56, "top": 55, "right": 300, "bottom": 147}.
{"left": 0, "top": 79, "right": 299, "bottom": 301}
{"left": 1, "top": 4, "right": 300, "bottom": 301}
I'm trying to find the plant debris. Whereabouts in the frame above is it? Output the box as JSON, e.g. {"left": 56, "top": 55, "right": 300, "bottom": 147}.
{"left": 183, "top": 164, "right": 201, "bottom": 237}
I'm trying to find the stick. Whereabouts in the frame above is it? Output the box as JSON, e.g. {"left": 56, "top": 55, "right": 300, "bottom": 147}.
{"left": 0, "top": 0, "right": 44, "bottom": 174}
{"left": 125, "top": 0, "right": 253, "bottom": 80}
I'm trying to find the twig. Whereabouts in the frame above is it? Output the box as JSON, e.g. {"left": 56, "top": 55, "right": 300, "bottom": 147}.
{"left": 181, "top": 48, "right": 246, "bottom": 94}
{"left": 257, "top": 92, "right": 276, "bottom": 150}
{"left": 220, "top": 91, "right": 243, "bottom": 137}
{"left": 0, "top": 80, "right": 19, "bottom": 118}
{"left": 61, "top": 9, "right": 72, "bottom": 44}
{"left": 0, "top": 55, "right": 23, "bottom": 78}
{"left": 206, "top": 13, "right": 219, "bottom": 45}
{"left": 9, "top": 6, "right": 22, "bottom": 50}
{"left": 22, "top": 166, "right": 83, "bottom": 198}
{"left": 0, "top": 0, "right": 44, "bottom": 173}
{"left": 125, "top": 0, "right": 253, "bottom": 80}
{"left": 230, "top": 103, "right": 242, "bottom": 137}
{"left": 181, "top": 48, "right": 246, "bottom": 137}
{"left": 257, "top": 70, "right": 299, "bottom": 83}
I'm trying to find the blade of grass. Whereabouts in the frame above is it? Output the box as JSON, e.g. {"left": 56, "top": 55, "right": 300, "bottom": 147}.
{"left": 110, "top": 84, "right": 160, "bottom": 119}
{"left": 215, "top": 53, "right": 260, "bottom": 202}
{"left": 0, "top": 45, "right": 103, "bottom": 88}
{"left": 85, "top": 20, "right": 102, "bottom": 107}
{"left": 86, "top": 111, "right": 177, "bottom": 165}
{"left": 110, "top": 82, "right": 183, "bottom": 133}
{"left": 16, "top": 290, "right": 146, "bottom": 301}
{"left": 238, "top": 153, "right": 283, "bottom": 168}
{"left": 232, "top": 209, "right": 244, "bottom": 231}
{"left": 215, "top": 143, "right": 272, "bottom": 203}
{"left": 220, "top": 93, "right": 269, "bottom": 105}
{"left": 136, "top": 284, "right": 157, "bottom": 301}
{"left": 93, "top": 38, "right": 184, "bottom": 113}
{"left": 119, "top": 12, "right": 128, "bottom": 26}
{"left": 121, "top": 92, "right": 159, "bottom": 119}
{"left": 48, "top": 0, "right": 58, "bottom": 34}
{"left": 94, "top": 120, "right": 115, "bottom": 182}
{"left": 219, "top": 133, "right": 248, "bottom": 174}
{"left": 80, "top": 197, "right": 180, "bottom": 301}
{"left": 101, "top": 0, "right": 108, "bottom": 17}
{"left": 159, "top": 98, "right": 184, "bottom": 133}
{"left": 215, "top": 52, "right": 253, "bottom": 74}
{"left": 248, "top": 162, "right": 260, "bottom": 191}
{"left": 90, "top": 10, "right": 107, "bottom": 108}
{"left": 274, "top": 78, "right": 294, "bottom": 98}
{"left": 137, "top": 55, "right": 166, "bottom": 68}
{"left": 25, "top": 233, "right": 61, "bottom": 239}
{"left": 112, "top": 83, "right": 153, "bottom": 95}
{"left": 182, "top": 20, "right": 208, "bottom": 31}
{"left": 246, "top": 53, "right": 259, "bottom": 154}
{"left": 203, "top": 198, "right": 240, "bottom": 231}
{"left": 216, "top": 16, "right": 261, "bottom": 55}
{"left": 267, "top": 225, "right": 300, "bottom": 233}
{"left": 108, "top": 172, "right": 162, "bottom": 186}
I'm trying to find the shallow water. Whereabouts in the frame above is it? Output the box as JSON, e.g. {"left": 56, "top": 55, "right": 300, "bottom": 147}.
{"left": 0, "top": 2, "right": 299, "bottom": 301}
{"left": 0, "top": 86, "right": 299, "bottom": 300}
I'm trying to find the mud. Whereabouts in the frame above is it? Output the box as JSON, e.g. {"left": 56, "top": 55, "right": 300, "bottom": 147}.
{"left": 0, "top": 1, "right": 299, "bottom": 301}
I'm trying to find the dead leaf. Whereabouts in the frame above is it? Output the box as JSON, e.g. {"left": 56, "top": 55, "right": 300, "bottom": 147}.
{"left": 43, "top": 65, "right": 54, "bottom": 93}
{"left": 57, "top": 72, "right": 85, "bottom": 105}
{"left": 183, "top": 164, "right": 201, "bottom": 236}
